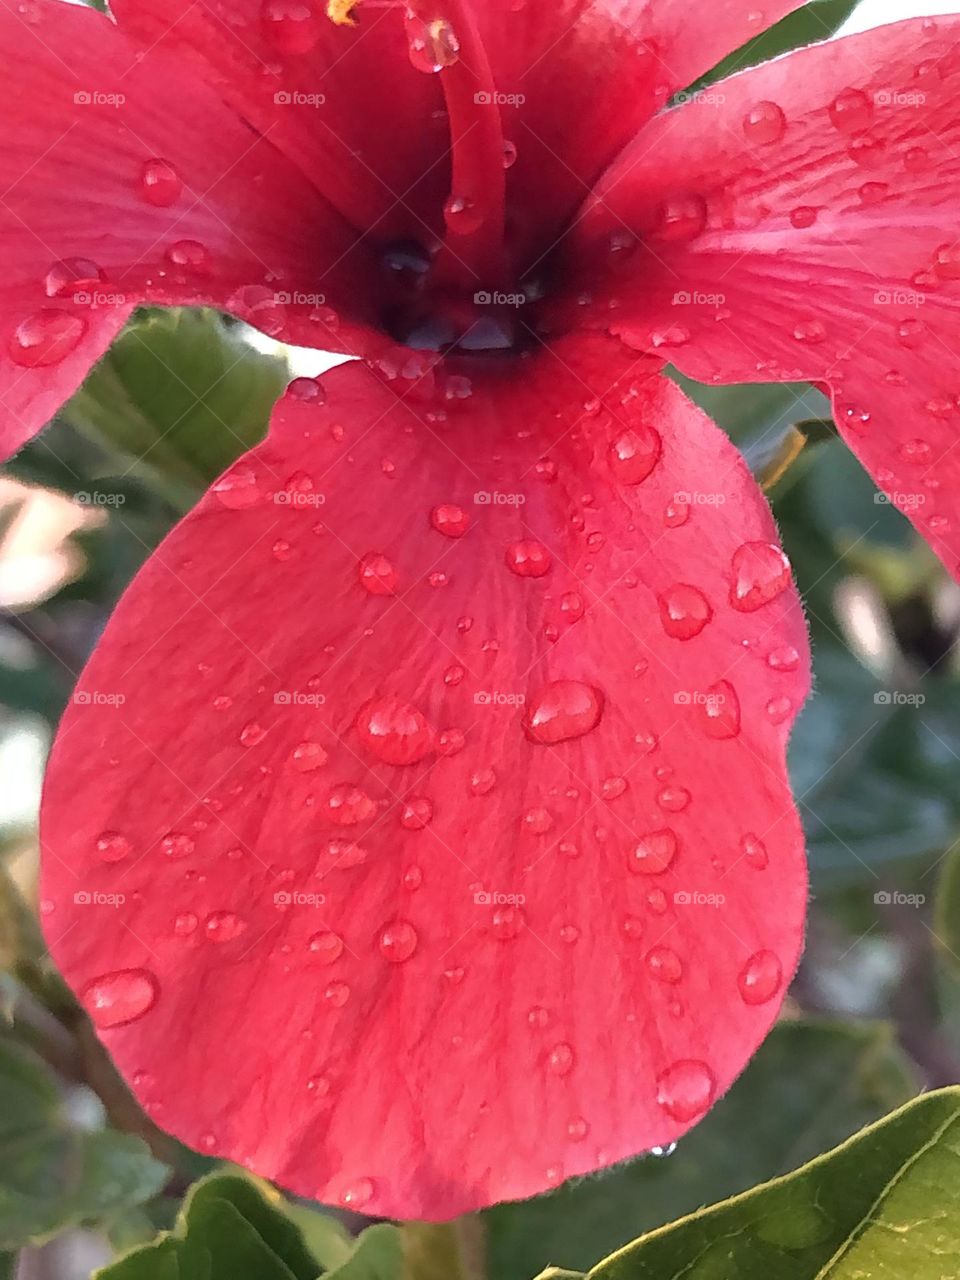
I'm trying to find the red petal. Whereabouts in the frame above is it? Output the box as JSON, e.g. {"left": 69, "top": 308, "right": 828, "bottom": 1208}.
{"left": 41, "top": 338, "right": 809, "bottom": 1219}
{"left": 0, "top": 0, "right": 379, "bottom": 460}
{"left": 469, "top": 0, "right": 808, "bottom": 265}
{"left": 108, "top": 0, "right": 447, "bottom": 239}
{"left": 571, "top": 16, "right": 960, "bottom": 575}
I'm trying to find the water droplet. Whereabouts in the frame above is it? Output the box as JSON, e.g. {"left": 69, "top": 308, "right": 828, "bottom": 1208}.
{"left": 741, "top": 833, "right": 769, "bottom": 869}
{"left": 743, "top": 100, "right": 786, "bottom": 145}
{"left": 602, "top": 776, "right": 628, "bottom": 800}
{"left": 324, "top": 980, "right": 351, "bottom": 1007}
{"left": 403, "top": 864, "right": 423, "bottom": 890}
{"left": 325, "top": 784, "right": 376, "bottom": 826}
{"left": 567, "top": 1116, "right": 589, "bottom": 1141}
{"left": 285, "top": 376, "right": 325, "bottom": 402}
{"left": 240, "top": 721, "right": 267, "bottom": 747}
{"left": 212, "top": 464, "right": 260, "bottom": 509}
{"left": 174, "top": 912, "right": 198, "bottom": 937}
{"left": 470, "top": 768, "right": 497, "bottom": 795}
{"left": 44, "top": 257, "right": 104, "bottom": 298}
{"left": 738, "top": 949, "right": 783, "bottom": 1004}
{"left": 291, "top": 741, "right": 328, "bottom": 772}
{"left": 400, "top": 796, "right": 433, "bottom": 829}
{"left": 308, "top": 931, "right": 344, "bottom": 963}
{"left": 646, "top": 946, "right": 683, "bottom": 983}
{"left": 161, "top": 831, "right": 195, "bottom": 860}
{"left": 828, "top": 87, "right": 872, "bottom": 133}
{"left": 790, "top": 206, "right": 818, "bottom": 229}
{"left": 430, "top": 503, "right": 470, "bottom": 538}
{"left": 522, "top": 806, "right": 554, "bottom": 835}
{"left": 505, "top": 540, "right": 552, "bottom": 578}
{"left": 339, "top": 1177, "right": 374, "bottom": 1208}
{"left": 261, "top": 0, "right": 323, "bottom": 55}
{"left": 502, "top": 139, "right": 518, "bottom": 168}
{"left": 793, "top": 319, "right": 827, "bottom": 344}
{"left": 629, "top": 829, "right": 678, "bottom": 875}
{"left": 524, "top": 680, "right": 604, "bottom": 744}
{"left": 658, "top": 583, "right": 712, "bottom": 639}
{"left": 444, "top": 192, "right": 483, "bottom": 235}
{"left": 358, "top": 552, "right": 399, "bottom": 595}
{"left": 9, "top": 310, "right": 85, "bottom": 367}
{"left": 656, "top": 1059, "right": 716, "bottom": 1122}
{"left": 730, "top": 542, "right": 791, "bottom": 612}
{"left": 664, "top": 498, "right": 690, "bottom": 528}
{"left": 405, "top": 12, "right": 460, "bottom": 72}
{"left": 378, "top": 919, "right": 418, "bottom": 963}
{"left": 139, "top": 157, "right": 182, "bottom": 207}
{"left": 205, "top": 911, "right": 247, "bottom": 943}
{"left": 82, "top": 969, "right": 159, "bottom": 1028}
{"left": 559, "top": 923, "right": 580, "bottom": 944}
{"left": 548, "top": 1042, "right": 575, "bottom": 1076}
{"left": 165, "top": 240, "right": 211, "bottom": 273}
{"left": 608, "top": 426, "right": 662, "bottom": 485}
{"left": 657, "top": 786, "right": 691, "bottom": 813}
{"left": 935, "top": 244, "right": 960, "bottom": 280}
{"left": 622, "top": 915, "right": 644, "bottom": 940}
{"left": 355, "top": 696, "right": 434, "bottom": 766}
{"left": 528, "top": 1005, "right": 551, "bottom": 1028}
{"left": 767, "top": 645, "right": 801, "bottom": 672}
{"left": 96, "top": 831, "right": 131, "bottom": 863}
{"left": 766, "top": 695, "right": 793, "bottom": 724}
{"left": 654, "top": 194, "right": 707, "bottom": 243}
{"left": 697, "top": 679, "right": 741, "bottom": 739}
{"left": 437, "top": 728, "right": 465, "bottom": 755}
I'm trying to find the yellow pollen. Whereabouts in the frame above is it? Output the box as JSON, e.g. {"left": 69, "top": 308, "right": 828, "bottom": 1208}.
{"left": 326, "top": 0, "right": 360, "bottom": 24}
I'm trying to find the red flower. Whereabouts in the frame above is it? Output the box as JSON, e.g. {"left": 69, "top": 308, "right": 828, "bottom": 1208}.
{"left": 5, "top": 0, "right": 953, "bottom": 1219}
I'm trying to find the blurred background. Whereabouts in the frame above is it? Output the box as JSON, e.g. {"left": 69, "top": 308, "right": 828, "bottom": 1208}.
{"left": 5, "top": 0, "right": 960, "bottom": 1277}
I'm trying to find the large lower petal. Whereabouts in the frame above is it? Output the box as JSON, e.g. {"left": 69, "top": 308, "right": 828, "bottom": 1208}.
{"left": 40, "top": 337, "right": 809, "bottom": 1219}
{"left": 569, "top": 16, "right": 960, "bottom": 575}
{"left": 0, "top": 0, "right": 377, "bottom": 460}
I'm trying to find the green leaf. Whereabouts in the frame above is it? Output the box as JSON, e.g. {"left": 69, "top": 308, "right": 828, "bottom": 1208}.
{"left": 483, "top": 1020, "right": 915, "bottom": 1280}
{"left": 97, "top": 1173, "right": 319, "bottom": 1280}
{"left": 63, "top": 308, "right": 289, "bottom": 499}
{"left": 325, "top": 1224, "right": 403, "bottom": 1279}
{"left": 692, "top": 0, "right": 864, "bottom": 91}
{"left": 0, "top": 1038, "right": 168, "bottom": 1248}
{"left": 586, "top": 1086, "right": 960, "bottom": 1278}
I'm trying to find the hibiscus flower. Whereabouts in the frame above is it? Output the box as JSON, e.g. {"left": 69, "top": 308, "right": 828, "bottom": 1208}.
{"left": 7, "top": 0, "right": 955, "bottom": 1222}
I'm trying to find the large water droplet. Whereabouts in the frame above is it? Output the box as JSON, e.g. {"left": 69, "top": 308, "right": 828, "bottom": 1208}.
{"left": 44, "top": 257, "right": 104, "bottom": 298}
{"left": 492, "top": 905, "right": 524, "bottom": 939}
{"left": 608, "top": 426, "right": 662, "bottom": 485}
{"left": 524, "top": 680, "right": 604, "bottom": 744}
{"left": 697, "top": 679, "right": 741, "bottom": 739}
{"left": 325, "top": 784, "right": 376, "bottom": 826}
{"left": 139, "top": 158, "right": 182, "bottom": 207}
{"left": 291, "top": 741, "right": 328, "bottom": 772}
{"left": 737, "top": 949, "right": 782, "bottom": 1004}
{"left": 656, "top": 1059, "right": 716, "bottom": 1121}
{"left": 96, "top": 831, "right": 131, "bottom": 863}
{"left": 308, "top": 930, "right": 344, "bottom": 963}
{"left": 646, "top": 946, "right": 683, "bottom": 982}
{"left": 161, "top": 831, "right": 195, "bottom": 860}
{"left": 548, "top": 1042, "right": 575, "bottom": 1076}
{"left": 378, "top": 919, "right": 418, "bottom": 962}
{"left": 339, "top": 1177, "right": 374, "bottom": 1207}
{"left": 82, "top": 968, "right": 159, "bottom": 1028}
{"left": 355, "top": 696, "right": 434, "bottom": 765}
{"left": 205, "top": 911, "right": 247, "bottom": 943}
{"left": 730, "top": 542, "right": 791, "bottom": 612}
{"left": 629, "top": 829, "right": 678, "bottom": 875}
{"left": 828, "top": 87, "right": 872, "bottom": 133}
{"left": 505, "top": 540, "right": 552, "bottom": 578}
{"left": 9, "top": 310, "right": 85, "bottom": 367}
{"left": 743, "top": 100, "right": 786, "bottom": 145}
{"left": 405, "top": 12, "right": 460, "bottom": 72}
{"left": 212, "top": 464, "right": 261, "bottom": 510}
{"left": 358, "top": 552, "right": 399, "bottom": 596}
{"left": 430, "top": 503, "right": 470, "bottom": 538}
{"left": 400, "top": 796, "right": 433, "bottom": 829}
{"left": 654, "top": 194, "right": 707, "bottom": 243}
{"left": 658, "top": 584, "right": 712, "bottom": 640}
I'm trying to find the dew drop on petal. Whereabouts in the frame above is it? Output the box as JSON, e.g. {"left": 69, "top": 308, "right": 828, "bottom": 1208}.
{"left": 44, "top": 257, "right": 104, "bottom": 298}
{"left": 741, "top": 833, "right": 769, "bottom": 869}
{"left": 766, "top": 645, "right": 801, "bottom": 672}
{"left": 161, "top": 831, "right": 195, "bottom": 860}
{"left": 730, "top": 542, "right": 791, "bottom": 612}
{"left": 505, "top": 540, "right": 552, "bottom": 578}
{"left": 405, "top": 12, "right": 460, "bottom": 72}
{"left": 96, "top": 831, "right": 131, "bottom": 863}
{"left": 82, "top": 969, "right": 159, "bottom": 1028}
{"left": 292, "top": 922, "right": 340, "bottom": 963}
{"left": 358, "top": 552, "right": 399, "bottom": 596}
{"left": 400, "top": 796, "right": 433, "bottom": 830}
{"left": 285, "top": 376, "right": 326, "bottom": 403}
{"left": 743, "top": 100, "right": 786, "bottom": 144}
{"left": 325, "top": 784, "right": 377, "bottom": 826}
{"left": 205, "top": 911, "right": 247, "bottom": 943}
{"left": 654, "top": 194, "right": 707, "bottom": 243}
{"left": 378, "top": 919, "right": 418, "bottom": 963}
{"left": 9, "top": 310, "right": 85, "bottom": 368}
{"left": 239, "top": 721, "right": 267, "bottom": 747}
{"left": 470, "top": 768, "right": 497, "bottom": 795}
{"left": 548, "top": 1042, "right": 575, "bottom": 1076}
{"left": 291, "top": 741, "right": 328, "bottom": 772}
{"left": 324, "top": 981, "right": 351, "bottom": 1007}
{"left": 524, "top": 680, "right": 604, "bottom": 744}
{"left": 828, "top": 87, "right": 872, "bottom": 133}
{"left": 646, "top": 946, "right": 683, "bottom": 983}
{"left": 608, "top": 426, "right": 662, "bottom": 485}
{"left": 502, "top": 139, "right": 518, "bottom": 169}
{"left": 492, "top": 905, "right": 524, "bottom": 939}
{"left": 738, "top": 949, "right": 783, "bottom": 1004}
{"left": 430, "top": 503, "right": 470, "bottom": 538}
{"left": 766, "top": 695, "right": 794, "bottom": 724}
{"left": 697, "top": 679, "right": 741, "bottom": 739}
{"left": 174, "top": 912, "right": 198, "bottom": 937}
{"left": 629, "top": 829, "right": 678, "bottom": 875}
{"left": 658, "top": 584, "right": 712, "bottom": 640}
{"left": 165, "top": 240, "right": 211, "bottom": 273}
{"left": 139, "top": 158, "right": 182, "bottom": 207}
{"left": 212, "top": 465, "right": 261, "bottom": 510}
{"left": 355, "top": 696, "right": 434, "bottom": 765}
{"left": 656, "top": 1059, "right": 716, "bottom": 1122}
{"left": 339, "top": 1177, "right": 374, "bottom": 1207}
